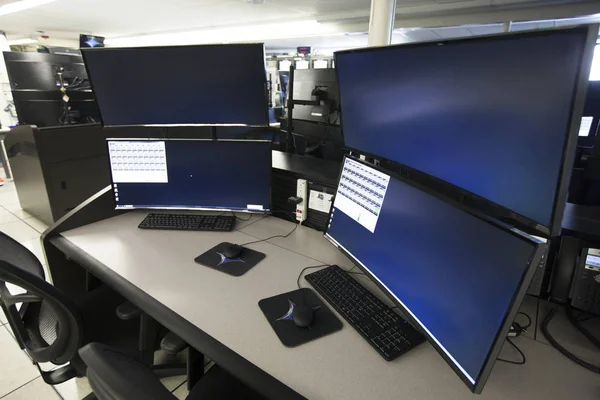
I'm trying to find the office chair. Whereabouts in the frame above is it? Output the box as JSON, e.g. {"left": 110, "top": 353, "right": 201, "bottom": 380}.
{"left": 80, "top": 342, "right": 265, "bottom": 400}
{"left": 0, "top": 232, "right": 140, "bottom": 384}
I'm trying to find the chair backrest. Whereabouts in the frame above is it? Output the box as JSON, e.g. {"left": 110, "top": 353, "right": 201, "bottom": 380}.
{"left": 80, "top": 342, "right": 176, "bottom": 400}
{"left": 0, "top": 232, "right": 84, "bottom": 365}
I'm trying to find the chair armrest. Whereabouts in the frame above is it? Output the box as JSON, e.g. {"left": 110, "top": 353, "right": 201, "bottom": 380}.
{"left": 116, "top": 301, "right": 141, "bottom": 320}
{"left": 160, "top": 332, "right": 188, "bottom": 355}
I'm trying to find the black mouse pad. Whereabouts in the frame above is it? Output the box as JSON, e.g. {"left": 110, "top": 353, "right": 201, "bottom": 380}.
{"left": 194, "top": 242, "right": 265, "bottom": 277}
{"left": 259, "top": 288, "right": 343, "bottom": 347}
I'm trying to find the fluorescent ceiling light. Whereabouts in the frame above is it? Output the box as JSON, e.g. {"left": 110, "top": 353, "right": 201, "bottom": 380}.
{"left": 7, "top": 38, "right": 38, "bottom": 45}
{"left": 0, "top": 0, "right": 58, "bottom": 16}
{"left": 105, "top": 20, "right": 340, "bottom": 47}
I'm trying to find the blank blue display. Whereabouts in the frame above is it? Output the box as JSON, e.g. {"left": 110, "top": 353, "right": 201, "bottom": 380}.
{"left": 110, "top": 140, "right": 271, "bottom": 212}
{"left": 326, "top": 158, "right": 537, "bottom": 386}
{"left": 335, "top": 29, "right": 589, "bottom": 227}
{"left": 83, "top": 44, "right": 268, "bottom": 126}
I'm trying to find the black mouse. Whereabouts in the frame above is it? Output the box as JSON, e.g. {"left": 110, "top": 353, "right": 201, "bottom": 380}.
{"left": 223, "top": 244, "right": 243, "bottom": 259}
{"left": 292, "top": 305, "right": 315, "bottom": 328}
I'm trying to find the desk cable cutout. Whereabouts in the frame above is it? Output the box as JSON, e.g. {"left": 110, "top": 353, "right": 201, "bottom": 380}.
{"left": 541, "top": 307, "right": 600, "bottom": 374}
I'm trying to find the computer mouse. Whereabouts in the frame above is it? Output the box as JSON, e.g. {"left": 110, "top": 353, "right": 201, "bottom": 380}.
{"left": 223, "top": 244, "right": 243, "bottom": 259}
{"left": 292, "top": 305, "right": 315, "bottom": 328}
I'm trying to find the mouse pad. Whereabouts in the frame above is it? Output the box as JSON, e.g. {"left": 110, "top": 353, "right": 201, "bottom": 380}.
{"left": 259, "top": 288, "right": 343, "bottom": 348}
{"left": 194, "top": 242, "right": 266, "bottom": 277}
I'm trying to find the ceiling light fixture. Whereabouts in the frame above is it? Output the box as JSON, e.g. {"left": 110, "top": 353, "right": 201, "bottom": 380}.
{"left": 105, "top": 20, "right": 340, "bottom": 47}
{"left": 7, "top": 38, "right": 38, "bottom": 45}
{"left": 244, "top": 0, "right": 265, "bottom": 4}
{"left": 0, "top": 0, "right": 58, "bottom": 17}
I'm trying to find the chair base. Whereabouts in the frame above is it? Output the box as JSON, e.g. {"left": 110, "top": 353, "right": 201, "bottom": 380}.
{"left": 39, "top": 364, "right": 80, "bottom": 385}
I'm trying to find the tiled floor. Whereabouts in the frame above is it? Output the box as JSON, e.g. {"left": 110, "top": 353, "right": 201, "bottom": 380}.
{"left": 0, "top": 169, "right": 190, "bottom": 399}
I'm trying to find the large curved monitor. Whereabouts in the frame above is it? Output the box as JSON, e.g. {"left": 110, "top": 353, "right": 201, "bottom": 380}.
{"left": 335, "top": 26, "right": 598, "bottom": 236}
{"left": 325, "top": 157, "right": 543, "bottom": 393}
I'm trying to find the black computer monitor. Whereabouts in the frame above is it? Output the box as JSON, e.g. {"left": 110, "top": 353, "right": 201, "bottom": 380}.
{"left": 335, "top": 26, "right": 598, "bottom": 236}
{"left": 80, "top": 34, "right": 105, "bottom": 48}
{"left": 107, "top": 139, "right": 272, "bottom": 213}
{"left": 82, "top": 44, "right": 269, "bottom": 127}
{"left": 291, "top": 68, "right": 339, "bottom": 125}
{"left": 325, "top": 156, "right": 542, "bottom": 394}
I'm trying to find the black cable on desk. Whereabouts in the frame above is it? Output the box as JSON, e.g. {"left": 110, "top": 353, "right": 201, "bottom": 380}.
{"left": 541, "top": 308, "right": 600, "bottom": 374}
{"left": 566, "top": 307, "right": 600, "bottom": 350}
{"left": 233, "top": 212, "right": 252, "bottom": 222}
{"left": 296, "top": 265, "right": 330, "bottom": 290}
{"left": 239, "top": 219, "right": 299, "bottom": 247}
{"left": 497, "top": 338, "right": 526, "bottom": 365}
{"left": 515, "top": 311, "right": 532, "bottom": 330}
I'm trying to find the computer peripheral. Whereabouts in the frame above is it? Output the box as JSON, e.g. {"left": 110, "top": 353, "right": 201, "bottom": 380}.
{"left": 324, "top": 156, "right": 543, "bottom": 393}
{"left": 292, "top": 304, "right": 315, "bottom": 328}
{"left": 223, "top": 244, "right": 244, "bottom": 259}
{"left": 138, "top": 213, "right": 236, "bottom": 232}
{"left": 335, "top": 26, "right": 596, "bottom": 235}
{"left": 305, "top": 265, "right": 425, "bottom": 361}
{"left": 107, "top": 139, "right": 272, "bottom": 214}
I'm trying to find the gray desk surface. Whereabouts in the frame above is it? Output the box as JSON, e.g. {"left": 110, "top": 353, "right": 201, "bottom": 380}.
{"left": 58, "top": 211, "right": 600, "bottom": 400}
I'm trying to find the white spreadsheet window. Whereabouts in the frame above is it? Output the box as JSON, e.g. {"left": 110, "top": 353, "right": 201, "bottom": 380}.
{"left": 108, "top": 141, "right": 168, "bottom": 183}
{"left": 332, "top": 158, "right": 390, "bottom": 233}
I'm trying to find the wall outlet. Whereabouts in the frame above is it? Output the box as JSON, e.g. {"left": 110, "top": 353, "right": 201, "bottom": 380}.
{"left": 296, "top": 179, "right": 308, "bottom": 222}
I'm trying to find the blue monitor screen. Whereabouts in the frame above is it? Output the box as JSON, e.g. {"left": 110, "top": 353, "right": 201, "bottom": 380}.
{"left": 108, "top": 140, "right": 272, "bottom": 212}
{"left": 335, "top": 28, "right": 590, "bottom": 229}
{"left": 325, "top": 157, "right": 538, "bottom": 391}
{"left": 83, "top": 44, "right": 269, "bottom": 126}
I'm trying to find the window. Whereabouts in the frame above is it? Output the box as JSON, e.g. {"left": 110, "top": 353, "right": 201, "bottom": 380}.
{"left": 591, "top": 44, "right": 600, "bottom": 81}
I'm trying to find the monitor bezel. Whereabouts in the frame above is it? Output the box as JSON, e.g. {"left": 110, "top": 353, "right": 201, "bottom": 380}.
{"left": 105, "top": 138, "right": 273, "bottom": 214}
{"left": 82, "top": 43, "right": 270, "bottom": 128}
{"left": 324, "top": 155, "right": 544, "bottom": 394}
{"left": 334, "top": 24, "right": 599, "bottom": 238}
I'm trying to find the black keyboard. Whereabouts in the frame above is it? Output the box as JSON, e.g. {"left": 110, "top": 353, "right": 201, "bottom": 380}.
{"left": 305, "top": 265, "right": 425, "bottom": 361}
{"left": 138, "top": 213, "right": 236, "bottom": 232}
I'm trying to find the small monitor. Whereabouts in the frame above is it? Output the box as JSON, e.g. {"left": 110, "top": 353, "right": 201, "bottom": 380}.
{"left": 80, "top": 34, "right": 105, "bottom": 48}
{"left": 579, "top": 116, "right": 594, "bottom": 136}
{"left": 83, "top": 44, "right": 269, "bottom": 126}
{"left": 325, "top": 157, "right": 541, "bottom": 393}
{"left": 107, "top": 139, "right": 272, "bottom": 213}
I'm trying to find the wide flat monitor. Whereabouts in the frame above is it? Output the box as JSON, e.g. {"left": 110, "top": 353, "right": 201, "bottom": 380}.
{"left": 325, "top": 156, "right": 542, "bottom": 394}
{"left": 107, "top": 139, "right": 272, "bottom": 213}
{"left": 335, "top": 26, "right": 598, "bottom": 236}
{"left": 83, "top": 44, "right": 269, "bottom": 127}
